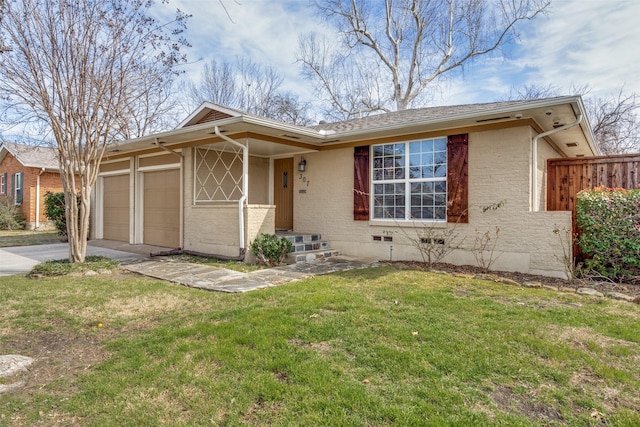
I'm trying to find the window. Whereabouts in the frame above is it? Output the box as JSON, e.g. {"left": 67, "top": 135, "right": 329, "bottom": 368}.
{"left": 13, "top": 172, "right": 23, "bottom": 205}
{"left": 372, "top": 138, "right": 447, "bottom": 221}
{"left": 0, "top": 172, "right": 6, "bottom": 195}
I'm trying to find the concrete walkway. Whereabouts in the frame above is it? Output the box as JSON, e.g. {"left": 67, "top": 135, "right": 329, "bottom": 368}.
{"left": 0, "top": 238, "right": 380, "bottom": 292}
{"left": 124, "top": 256, "right": 380, "bottom": 293}
{"left": 0, "top": 242, "right": 148, "bottom": 276}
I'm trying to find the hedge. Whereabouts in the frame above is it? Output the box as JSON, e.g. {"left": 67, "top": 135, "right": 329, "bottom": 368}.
{"left": 576, "top": 186, "right": 640, "bottom": 280}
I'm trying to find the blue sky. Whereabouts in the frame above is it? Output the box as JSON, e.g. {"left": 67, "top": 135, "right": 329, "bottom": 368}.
{"left": 158, "top": 0, "right": 640, "bottom": 119}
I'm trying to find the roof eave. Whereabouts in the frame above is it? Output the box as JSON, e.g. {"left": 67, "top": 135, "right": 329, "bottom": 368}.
{"left": 111, "top": 96, "right": 599, "bottom": 156}
{"left": 322, "top": 96, "right": 587, "bottom": 140}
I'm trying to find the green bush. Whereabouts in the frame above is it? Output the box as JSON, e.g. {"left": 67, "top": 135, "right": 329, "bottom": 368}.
{"left": 250, "top": 233, "right": 293, "bottom": 266}
{"left": 44, "top": 191, "right": 68, "bottom": 239}
{"left": 576, "top": 186, "right": 640, "bottom": 280}
{"left": 0, "top": 195, "right": 25, "bottom": 230}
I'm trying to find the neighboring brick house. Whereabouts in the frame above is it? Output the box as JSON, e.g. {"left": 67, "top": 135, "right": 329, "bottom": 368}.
{"left": 0, "top": 142, "right": 63, "bottom": 230}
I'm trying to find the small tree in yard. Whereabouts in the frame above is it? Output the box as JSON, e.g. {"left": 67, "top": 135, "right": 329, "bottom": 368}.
{"left": 0, "top": 0, "right": 189, "bottom": 262}
{"left": 0, "top": 195, "right": 25, "bottom": 230}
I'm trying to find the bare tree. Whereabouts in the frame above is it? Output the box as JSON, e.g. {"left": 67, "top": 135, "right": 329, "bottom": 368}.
{"left": 0, "top": 0, "right": 189, "bottom": 262}
{"left": 189, "top": 60, "right": 239, "bottom": 108}
{"left": 587, "top": 90, "right": 640, "bottom": 155}
{"left": 298, "top": 0, "right": 550, "bottom": 120}
{"left": 188, "top": 58, "right": 313, "bottom": 125}
{"left": 117, "top": 69, "right": 183, "bottom": 140}
{"left": 506, "top": 83, "right": 559, "bottom": 100}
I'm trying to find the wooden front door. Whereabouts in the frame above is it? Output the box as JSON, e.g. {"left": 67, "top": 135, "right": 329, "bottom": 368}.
{"left": 273, "top": 158, "right": 293, "bottom": 230}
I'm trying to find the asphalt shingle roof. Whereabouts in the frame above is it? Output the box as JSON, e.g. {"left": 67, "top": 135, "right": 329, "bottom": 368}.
{"left": 309, "top": 98, "right": 566, "bottom": 133}
{"left": 0, "top": 142, "right": 59, "bottom": 169}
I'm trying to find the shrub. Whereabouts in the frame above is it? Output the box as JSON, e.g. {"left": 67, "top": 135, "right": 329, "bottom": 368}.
{"left": 0, "top": 195, "right": 25, "bottom": 230}
{"left": 576, "top": 186, "right": 640, "bottom": 280}
{"left": 250, "top": 234, "right": 293, "bottom": 266}
{"left": 44, "top": 191, "right": 68, "bottom": 239}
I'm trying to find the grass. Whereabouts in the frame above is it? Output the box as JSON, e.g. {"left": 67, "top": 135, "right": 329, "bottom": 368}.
{"left": 0, "top": 267, "right": 639, "bottom": 426}
{"left": 27, "top": 256, "right": 120, "bottom": 277}
{"left": 0, "top": 229, "right": 60, "bottom": 247}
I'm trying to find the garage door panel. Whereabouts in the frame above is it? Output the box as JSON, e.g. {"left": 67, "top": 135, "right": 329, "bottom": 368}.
{"left": 103, "top": 175, "right": 129, "bottom": 242}
{"left": 144, "top": 169, "right": 180, "bottom": 248}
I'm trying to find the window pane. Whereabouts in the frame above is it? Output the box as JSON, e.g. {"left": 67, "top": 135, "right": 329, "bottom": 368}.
{"left": 373, "top": 182, "right": 404, "bottom": 219}
{"left": 410, "top": 179, "right": 446, "bottom": 220}
{"left": 434, "top": 150, "right": 446, "bottom": 177}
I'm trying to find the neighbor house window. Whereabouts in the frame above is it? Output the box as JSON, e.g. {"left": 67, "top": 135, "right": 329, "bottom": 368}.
{"left": 0, "top": 172, "right": 6, "bottom": 195}
{"left": 372, "top": 138, "right": 447, "bottom": 221}
{"left": 13, "top": 172, "right": 23, "bottom": 205}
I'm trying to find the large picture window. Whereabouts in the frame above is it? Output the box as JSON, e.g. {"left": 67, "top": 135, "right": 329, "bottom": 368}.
{"left": 372, "top": 138, "right": 447, "bottom": 221}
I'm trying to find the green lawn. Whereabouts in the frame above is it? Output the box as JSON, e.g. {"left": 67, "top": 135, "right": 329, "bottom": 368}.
{"left": 0, "top": 230, "right": 60, "bottom": 247}
{"left": 1, "top": 267, "right": 639, "bottom": 426}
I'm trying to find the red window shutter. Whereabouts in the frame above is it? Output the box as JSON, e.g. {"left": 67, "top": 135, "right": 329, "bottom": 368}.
{"left": 354, "top": 146, "right": 370, "bottom": 221}
{"left": 447, "top": 134, "right": 469, "bottom": 223}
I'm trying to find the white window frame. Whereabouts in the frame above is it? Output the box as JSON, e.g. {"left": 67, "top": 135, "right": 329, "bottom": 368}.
{"left": 0, "top": 173, "right": 5, "bottom": 195}
{"left": 13, "top": 172, "right": 23, "bottom": 205}
{"left": 371, "top": 138, "right": 447, "bottom": 222}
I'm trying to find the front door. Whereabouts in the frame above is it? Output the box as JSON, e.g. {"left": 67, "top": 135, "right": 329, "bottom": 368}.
{"left": 273, "top": 158, "right": 293, "bottom": 230}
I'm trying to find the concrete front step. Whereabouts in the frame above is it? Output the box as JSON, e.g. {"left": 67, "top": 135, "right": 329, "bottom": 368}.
{"left": 287, "top": 249, "right": 342, "bottom": 263}
{"left": 278, "top": 232, "right": 340, "bottom": 263}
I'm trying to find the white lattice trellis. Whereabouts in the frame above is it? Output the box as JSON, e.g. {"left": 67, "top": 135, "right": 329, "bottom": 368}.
{"left": 194, "top": 143, "right": 244, "bottom": 202}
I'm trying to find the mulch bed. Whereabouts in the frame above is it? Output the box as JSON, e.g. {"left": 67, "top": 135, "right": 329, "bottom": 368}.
{"left": 386, "top": 261, "right": 640, "bottom": 302}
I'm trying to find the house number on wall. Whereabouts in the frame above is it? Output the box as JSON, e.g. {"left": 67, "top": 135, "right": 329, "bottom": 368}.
{"left": 299, "top": 173, "right": 310, "bottom": 187}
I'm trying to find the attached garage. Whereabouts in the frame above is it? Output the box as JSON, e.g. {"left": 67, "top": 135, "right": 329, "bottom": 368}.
{"left": 143, "top": 169, "right": 180, "bottom": 248}
{"left": 102, "top": 174, "right": 130, "bottom": 242}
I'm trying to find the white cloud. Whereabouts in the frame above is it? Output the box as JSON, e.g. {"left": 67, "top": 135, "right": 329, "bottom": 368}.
{"left": 509, "top": 0, "right": 640, "bottom": 98}
{"left": 158, "top": 1, "right": 326, "bottom": 92}
{"left": 156, "top": 0, "right": 640, "bottom": 111}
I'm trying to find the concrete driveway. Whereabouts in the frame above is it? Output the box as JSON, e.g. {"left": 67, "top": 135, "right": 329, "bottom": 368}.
{"left": 0, "top": 243, "right": 147, "bottom": 276}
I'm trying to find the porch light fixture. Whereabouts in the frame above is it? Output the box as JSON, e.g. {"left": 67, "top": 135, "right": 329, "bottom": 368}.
{"left": 298, "top": 157, "right": 307, "bottom": 172}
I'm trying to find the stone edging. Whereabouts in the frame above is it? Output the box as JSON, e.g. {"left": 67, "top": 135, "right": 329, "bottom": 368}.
{"left": 432, "top": 270, "right": 640, "bottom": 304}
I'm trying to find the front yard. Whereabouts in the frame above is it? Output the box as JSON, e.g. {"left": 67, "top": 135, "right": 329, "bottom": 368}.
{"left": 1, "top": 266, "right": 639, "bottom": 426}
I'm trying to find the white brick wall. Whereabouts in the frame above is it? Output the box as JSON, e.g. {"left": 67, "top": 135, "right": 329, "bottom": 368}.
{"left": 293, "top": 126, "right": 573, "bottom": 278}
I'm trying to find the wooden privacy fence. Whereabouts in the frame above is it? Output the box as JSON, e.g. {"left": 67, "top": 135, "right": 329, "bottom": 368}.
{"left": 547, "top": 154, "right": 640, "bottom": 212}
{"left": 547, "top": 153, "right": 640, "bottom": 259}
